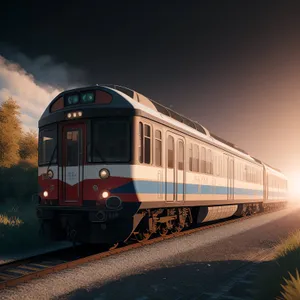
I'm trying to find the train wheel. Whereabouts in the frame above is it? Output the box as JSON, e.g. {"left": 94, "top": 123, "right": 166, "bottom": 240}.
{"left": 170, "top": 221, "right": 184, "bottom": 233}
{"left": 159, "top": 225, "right": 169, "bottom": 237}
{"left": 134, "top": 231, "right": 151, "bottom": 242}
{"left": 173, "top": 225, "right": 184, "bottom": 233}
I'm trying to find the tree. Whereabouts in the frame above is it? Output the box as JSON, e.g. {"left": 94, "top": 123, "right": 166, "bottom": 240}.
{"left": 19, "top": 130, "right": 38, "bottom": 166}
{"left": 0, "top": 98, "right": 22, "bottom": 168}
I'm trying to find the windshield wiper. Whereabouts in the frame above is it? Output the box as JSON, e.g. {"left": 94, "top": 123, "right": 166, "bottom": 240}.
{"left": 47, "top": 144, "right": 57, "bottom": 171}
{"left": 94, "top": 147, "right": 107, "bottom": 163}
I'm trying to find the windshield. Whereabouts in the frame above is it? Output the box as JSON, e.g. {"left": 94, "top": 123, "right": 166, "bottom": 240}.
{"left": 38, "top": 126, "right": 57, "bottom": 166}
{"left": 91, "top": 118, "right": 130, "bottom": 163}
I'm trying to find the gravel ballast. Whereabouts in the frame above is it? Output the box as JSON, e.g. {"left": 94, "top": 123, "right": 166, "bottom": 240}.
{"left": 0, "top": 206, "right": 298, "bottom": 300}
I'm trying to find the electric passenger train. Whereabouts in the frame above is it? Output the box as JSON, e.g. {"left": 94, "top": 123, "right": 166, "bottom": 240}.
{"left": 36, "top": 85, "right": 288, "bottom": 246}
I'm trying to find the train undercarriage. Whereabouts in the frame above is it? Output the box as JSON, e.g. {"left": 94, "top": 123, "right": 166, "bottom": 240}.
{"left": 38, "top": 201, "right": 287, "bottom": 249}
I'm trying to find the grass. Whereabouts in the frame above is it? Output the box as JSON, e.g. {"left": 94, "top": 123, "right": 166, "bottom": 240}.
{"left": 275, "top": 230, "right": 300, "bottom": 258}
{"left": 279, "top": 270, "right": 300, "bottom": 300}
{"left": 0, "top": 214, "right": 23, "bottom": 226}
{"left": 256, "top": 230, "right": 300, "bottom": 300}
{"left": 0, "top": 199, "right": 53, "bottom": 257}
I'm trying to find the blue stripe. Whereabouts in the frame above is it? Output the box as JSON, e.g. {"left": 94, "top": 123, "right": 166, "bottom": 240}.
{"left": 111, "top": 180, "right": 266, "bottom": 196}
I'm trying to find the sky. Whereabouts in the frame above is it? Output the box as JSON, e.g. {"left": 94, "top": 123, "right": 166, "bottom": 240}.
{"left": 0, "top": 1, "right": 300, "bottom": 196}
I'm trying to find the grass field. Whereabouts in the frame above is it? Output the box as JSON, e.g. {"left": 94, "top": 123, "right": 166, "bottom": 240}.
{"left": 0, "top": 198, "right": 53, "bottom": 257}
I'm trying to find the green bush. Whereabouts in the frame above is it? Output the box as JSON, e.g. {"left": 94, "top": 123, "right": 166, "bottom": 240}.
{"left": 0, "top": 165, "right": 38, "bottom": 202}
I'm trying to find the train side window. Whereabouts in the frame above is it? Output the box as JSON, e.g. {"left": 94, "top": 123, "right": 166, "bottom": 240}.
{"left": 154, "top": 130, "right": 162, "bottom": 167}
{"left": 201, "top": 147, "right": 206, "bottom": 173}
{"left": 193, "top": 144, "right": 199, "bottom": 172}
{"left": 138, "top": 122, "right": 143, "bottom": 163}
{"left": 144, "top": 124, "right": 151, "bottom": 164}
{"left": 188, "top": 144, "right": 193, "bottom": 171}
{"left": 210, "top": 151, "right": 214, "bottom": 174}
{"left": 178, "top": 140, "right": 184, "bottom": 170}
{"left": 242, "top": 164, "right": 244, "bottom": 181}
{"left": 214, "top": 155, "right": 218, "bottom": 176}
{"left": 207, "top": 149, "right": 212, "bottom": 174}
{"left": 167, "top": 135, "right": 174, "bottom": 168}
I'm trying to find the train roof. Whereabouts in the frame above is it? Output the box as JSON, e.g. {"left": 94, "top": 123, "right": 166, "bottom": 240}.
{"left": 103, "top": 85, "right": 286, "bottom": 176}
{"left": 263, "top": 163, "right": 287, "bottom": 179}
{"left": 43, "top": 84, "right": 285, "bottom": 175}
{"left": 100, "top": 85, "right": 260, "bottom": 163}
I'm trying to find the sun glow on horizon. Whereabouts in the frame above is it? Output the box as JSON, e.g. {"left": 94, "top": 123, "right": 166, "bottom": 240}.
{"left": 287, "top": 172, "right": 300, "bottom": 200}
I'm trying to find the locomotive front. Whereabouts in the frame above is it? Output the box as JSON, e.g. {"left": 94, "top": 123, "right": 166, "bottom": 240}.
{"left": 36, "top": 86, "right": 139, "bottom": 245}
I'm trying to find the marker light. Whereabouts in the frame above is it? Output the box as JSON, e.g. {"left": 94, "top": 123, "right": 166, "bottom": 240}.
{"left": 66, "top": 111, "right": 83, "bottom": 119}
{"left": 102, "top": 191, "right": 109, "bottom": 199}
{"left": 43, "top": 191, "right": 49, "bottom": 197}
{"left": 47, "top": 169, "right": 54, "bottom": 179}
{"left": 99, "top": 168, "right": 110, "bottom": 179}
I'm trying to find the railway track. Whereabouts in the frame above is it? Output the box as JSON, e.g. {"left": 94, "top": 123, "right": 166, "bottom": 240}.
{"left": 0, "top": 208, "right": 284, "bottom": 290}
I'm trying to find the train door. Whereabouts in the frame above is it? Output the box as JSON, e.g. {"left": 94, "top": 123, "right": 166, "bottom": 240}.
{"left": 165, "top": 133, "right": 186, "bottom": 202}
{"left": 60, "top": 123, "right": 85, "bottom": 206}
{"left": 166, "top": 134, "right": 175, "bottom": 201}
{"left": 223, "top": 154, "right": 234, "bottom": 200}
{"left": 177, "top": 139, "right": 185, "bottom": 202}
{"left": 229, "top": 157, "right": 234, "bottom": 200}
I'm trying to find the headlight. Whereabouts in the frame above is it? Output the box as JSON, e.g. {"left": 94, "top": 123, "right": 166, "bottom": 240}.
{"left": 99, "top": 168, "right": 110, "bottom": 179}
{"left": 102, "top": 191, "right": 109, "bottom": 199}
{"left": 43, "top": 191, "right": 48, "bottom": 197}
{"left": 47, "top": 169, "right": 54, "bottom": 179}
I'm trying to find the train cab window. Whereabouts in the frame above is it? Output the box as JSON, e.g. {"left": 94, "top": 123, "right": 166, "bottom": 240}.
{"left": 91, "top": 118, "right": 130, "bottom": 163}
{"left": 138, "top": 122, "right": 143, "bottom": 163}
{"left": 193, "top": 144, "right": 199, "bottom": 172}
{"left": 154, "top": 130, "right": 162, "bottom": 167}
{"left": 167, "top": 135, "right": 174, "bottom": 168}
{"left": 144, "top": 124, "right": 151, "bottom": 164}
{"left": 201, "top": 147, "right": 206, "bottom": 173}
{"left": 178, "top": 140, "right": 184, "bottom": 170}
{"left": 39, "top": 126, "right": 57, "bottom": 165}
{"left": 188, "top": 144, "right": 192, "bottom": 171}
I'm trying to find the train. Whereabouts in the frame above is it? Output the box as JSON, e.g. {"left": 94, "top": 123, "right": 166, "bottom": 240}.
{"left": 36, "top": 85, "right": 288, "bottom": 247}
